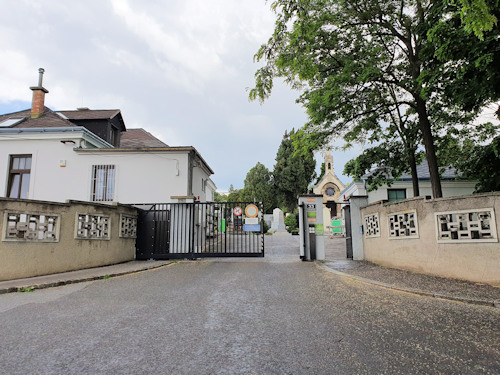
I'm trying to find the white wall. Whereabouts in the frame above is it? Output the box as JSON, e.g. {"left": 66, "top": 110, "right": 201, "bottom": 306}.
{"left": 366, "top": 180, "right": 476, "bottom": 203}
{"left": 0, "top": 135, "right": 214, "bottom": 204}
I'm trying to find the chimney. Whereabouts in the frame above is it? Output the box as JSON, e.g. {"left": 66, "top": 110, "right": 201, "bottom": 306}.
{"left": 30, "top": 68, "right": 49, "bottom": 118}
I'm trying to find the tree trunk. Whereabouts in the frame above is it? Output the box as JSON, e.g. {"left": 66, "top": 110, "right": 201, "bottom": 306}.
{"left": 415, "top": 97, "right": 443, "bottom": 198}
{"left": 408, "top": 150, "right": 420, "bottom": 197}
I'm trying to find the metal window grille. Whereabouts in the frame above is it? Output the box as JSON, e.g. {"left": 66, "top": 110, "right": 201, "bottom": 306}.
{"left": 91, "top": 165, "right": 115, "bottom": 202}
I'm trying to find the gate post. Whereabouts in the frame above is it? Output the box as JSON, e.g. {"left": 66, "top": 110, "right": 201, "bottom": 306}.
{"left": 298, "top": 194, "right": 325, "bottom": 261}
{"left": 348, "top": 196, "right": 368, "bottom": 260}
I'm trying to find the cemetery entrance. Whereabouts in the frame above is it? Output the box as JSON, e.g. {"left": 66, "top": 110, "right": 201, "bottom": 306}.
{"left": 134, "top": 202, "right": 265, "bottom": 260}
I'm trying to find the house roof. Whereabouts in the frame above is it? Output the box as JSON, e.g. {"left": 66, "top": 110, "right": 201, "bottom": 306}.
{"left": 57, "top": 109, "right": 121, "bottom": 121}
{"left": 120, "top": 128, "right": 168, "bottom": 148}
{"left": 0, "top": 107, "right": 74, "bottom": 128}
{"left": 0, "top": 107, "right": 127, "bottom": 130}
{"left": 362, "top": 159, "right": 462, "bottom": 181}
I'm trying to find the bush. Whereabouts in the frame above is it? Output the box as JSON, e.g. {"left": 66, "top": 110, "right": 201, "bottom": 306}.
{"left": 284, "top": 214, "right": 298, "bottom": 233}
{"left": 262, "top": 219, "right": 270, "bottom": 234}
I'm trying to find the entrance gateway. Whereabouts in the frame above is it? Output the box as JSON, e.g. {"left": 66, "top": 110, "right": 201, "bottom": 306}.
{"left": 134, "top": 202, "right": 264, "bottom": 260}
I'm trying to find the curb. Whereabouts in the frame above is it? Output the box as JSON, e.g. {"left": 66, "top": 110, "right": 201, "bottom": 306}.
{"left": 317, "top": 262, "right": 500, "bottom": 309}
{"left": 0, "top": 261, "right": 173, "bottom": 295}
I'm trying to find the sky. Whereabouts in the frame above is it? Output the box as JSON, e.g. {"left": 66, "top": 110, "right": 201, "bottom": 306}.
{"left": 0, "top": 0, "right": 362, "bottom": 192}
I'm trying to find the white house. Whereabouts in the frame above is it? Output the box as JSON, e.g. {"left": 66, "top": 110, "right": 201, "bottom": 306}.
{"left": 338, "top": 160, "right": 477, "bottom": 205}
{"left": 0, "top": 70, "right": 216, "bottom": 204}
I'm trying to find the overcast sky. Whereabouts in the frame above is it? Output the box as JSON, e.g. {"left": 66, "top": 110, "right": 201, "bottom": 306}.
{"left": 0, "top": 0, "right": 362, "bottom": 191}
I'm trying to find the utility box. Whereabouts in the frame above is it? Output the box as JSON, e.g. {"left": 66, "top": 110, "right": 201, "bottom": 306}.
{"left": 298, "top": 194, "right": 325, "bottom": 261}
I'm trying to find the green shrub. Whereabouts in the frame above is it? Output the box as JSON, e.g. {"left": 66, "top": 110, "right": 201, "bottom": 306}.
{"left": 284, "top": 214, "right": 298, "bottom": 233}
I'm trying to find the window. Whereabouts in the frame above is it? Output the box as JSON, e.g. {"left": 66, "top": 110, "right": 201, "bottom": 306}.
{"left": 0, "top": 117, "right": 25, "bottom": 127}
{"left": 91, "top": 165, "right": 115, "bottom": 202}
{"left": 387, "top": 189, "right": 406, "bottom": 202}
{"left": 7, "top": 155, "right": 32, "bottom": 199}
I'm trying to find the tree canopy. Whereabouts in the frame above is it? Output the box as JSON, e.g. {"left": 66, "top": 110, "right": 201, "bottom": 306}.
{"left": 250, "top": 0, "right": 500, "bottom": 198}
{"left": 273, "top": 129, "right": 316, "bottom": 212}
{"left": 241, "top": 162, "right": 277, "bottom": 213}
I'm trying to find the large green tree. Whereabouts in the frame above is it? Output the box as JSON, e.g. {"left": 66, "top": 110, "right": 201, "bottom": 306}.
{"left": 251, "top": 0, "right": 499, "bottom": 198}
{"left": 240, "top": 162, "right": 276, "bottom": 213}
{"left": 273, "top": 129, "right": 316, "bottom": 212}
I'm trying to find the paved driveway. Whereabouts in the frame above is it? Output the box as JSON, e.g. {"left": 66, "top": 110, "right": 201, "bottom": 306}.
{"left": 0, "top": 234, "right": 499, "bottom": 374}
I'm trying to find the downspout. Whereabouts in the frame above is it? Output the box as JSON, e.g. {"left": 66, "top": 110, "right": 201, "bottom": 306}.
{"left": 188, "top": 150, "right": 194, "bottom": 196}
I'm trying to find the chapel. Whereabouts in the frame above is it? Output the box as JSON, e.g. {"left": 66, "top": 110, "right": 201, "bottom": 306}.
{"left": 312, "top": 151, "right": 346, "bottom": 222}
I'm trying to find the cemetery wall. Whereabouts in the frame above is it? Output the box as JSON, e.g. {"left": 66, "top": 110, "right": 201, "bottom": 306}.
{"left": 0, "top": 198, "right": 137, "bottom": 281}
{"left": 359, "top": 192, "right": 500, "bottom": 284}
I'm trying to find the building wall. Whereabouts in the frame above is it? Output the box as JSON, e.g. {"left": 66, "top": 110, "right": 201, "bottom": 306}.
{"left": 360, "top": 192, "right": 500, "bottom": 285}
{"left": 0, "top": 198, "right": 137, "bottom": 281}
{"left": 76, "top": 150, "right": 191, "bottom": 204}
{"left": 365, "top": 180, "right": 476, "bottom": 203}
{"left": 0, "top": 136, "right": 214, "bottom": 204}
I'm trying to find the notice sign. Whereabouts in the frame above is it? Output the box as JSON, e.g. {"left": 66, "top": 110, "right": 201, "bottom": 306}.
{"left": 244, "top": 224, "right": 261, "bottom": 232}
{"left": 233, "top": 206, "right": 242, "bottom": 216}
{"left": 245, "top": 204, "right": 259, "bottom": 218}
{"left": 245, "top": 218, "right": 259, "bottom": 225}
{"left": 306, "top": 203, "right": 316, "bottom": 223}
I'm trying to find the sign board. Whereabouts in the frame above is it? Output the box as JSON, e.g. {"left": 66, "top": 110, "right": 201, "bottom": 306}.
{"left": 245, "top": 204, "right": 259, "bottom": 218}
{"left": 233, "top": 206, "right": 242, "bottom": 216}
{"left": 244, "top": 224, "right": 261, "bottom": 232}
{"left": 245, "top": 218, "right": 259, "bottom": 225}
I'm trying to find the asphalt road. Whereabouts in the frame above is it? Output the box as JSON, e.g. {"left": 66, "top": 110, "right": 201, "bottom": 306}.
{"left": 0, "top": 235, "right": 499, "bottom": 374}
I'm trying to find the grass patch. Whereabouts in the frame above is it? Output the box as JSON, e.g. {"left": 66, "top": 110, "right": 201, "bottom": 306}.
{"left": 19, "top": 286, "right": 35, "bottom": 293}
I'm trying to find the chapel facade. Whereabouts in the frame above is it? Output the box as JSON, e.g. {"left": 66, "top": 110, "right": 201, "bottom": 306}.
{"left": 312, "top": 151, "right": 346, "bottom": 222}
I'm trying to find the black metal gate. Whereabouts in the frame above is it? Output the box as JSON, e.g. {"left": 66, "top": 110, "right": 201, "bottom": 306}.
{"left": 134, "top": 202, "right": 265, "bottom": 259}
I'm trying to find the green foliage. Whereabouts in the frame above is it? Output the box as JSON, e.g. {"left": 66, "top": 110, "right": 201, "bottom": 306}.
{"left": 273, "top": 129, "right": 316, "bottom": 212}
{"left": 426, "top": 0, "right": 500, "bottom": 112}
{"left": 241, "top": 162, "right": 276, "bottom": 213}
{"left": 19, "top": 286, "right": 35, "bottom": 292}
{"left": 226, "top": 184, "right": 244, "bottom": 203}
{"left": 344, "top": 145, "right": 425, "bottom": 192}
{"left": 455, "top": 0, "right": 498, "bottom": 39}
{"left": 454, "top": 136, "right": 500, "bottom": 192}
{"left": 262, "top": 219, "right": 270, "bottom": 234}
{"left": 251, "top": 0, "right": 500, "bottom": 199}
{"left": 214, "top": 191, "right": 228, "bottom": 203}
{"left": 314, "top": 162, "right": 326, "bottom": 185}
{"left": 284, "top": 214, "right": 298, "bottom": 233}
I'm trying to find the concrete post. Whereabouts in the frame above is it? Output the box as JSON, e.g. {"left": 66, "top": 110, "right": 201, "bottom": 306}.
{"left": 348, "top": 196, "right": 368, "bottom": 260}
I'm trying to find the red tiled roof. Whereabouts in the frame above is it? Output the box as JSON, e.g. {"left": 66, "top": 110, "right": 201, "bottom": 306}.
{"left": 120, "top": 128, "right": 168, "bottom": 148}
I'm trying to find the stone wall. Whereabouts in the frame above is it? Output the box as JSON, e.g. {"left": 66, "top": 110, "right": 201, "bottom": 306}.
{"left": 360, "top": 192, "right": 500, "bottom": 284}
{"left": 0, "top": 198, "right": 137, "bottom": 281}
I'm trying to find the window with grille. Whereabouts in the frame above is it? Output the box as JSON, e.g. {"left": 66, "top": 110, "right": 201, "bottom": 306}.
{"left": 7, "top": 155, "right": 32, "bottom": 199}
{"left": 91, "top": 165, "right": 115, "bottom": 202}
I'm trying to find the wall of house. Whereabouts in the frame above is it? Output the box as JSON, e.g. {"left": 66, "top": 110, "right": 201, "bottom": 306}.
{"left": 0, "top": 134, "right": 85, "bottom": 201}
{"left": 360, "top": 192, "right": 500, "bottom": 285}
{"left": 0, "top": 135, "right": 214, "bottom": 204}
{"left": 366, "top": 180, "right": 476, "bottom": 203}
{"left": 75, "top": 150, "right": 191, "bottom": 204}
{"left": 0, "top": 198, "right": 137, "bottom": 281}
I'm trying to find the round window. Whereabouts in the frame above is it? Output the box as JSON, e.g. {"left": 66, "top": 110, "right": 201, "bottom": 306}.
{"left": 325, "top": 187, "right": 336, "bottom": 196}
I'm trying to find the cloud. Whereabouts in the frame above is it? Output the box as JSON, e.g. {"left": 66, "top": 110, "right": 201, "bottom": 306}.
{"left": 0, "top": 0, "right": 353, "bottom": 193}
